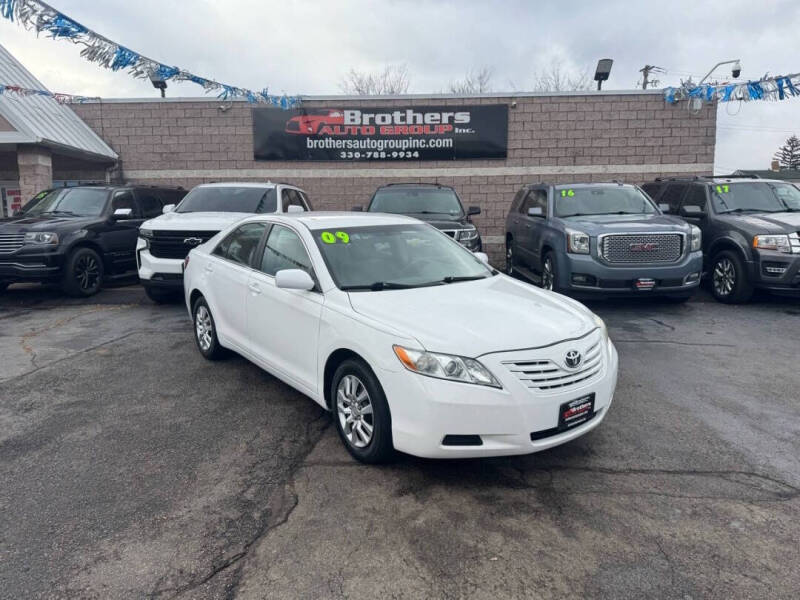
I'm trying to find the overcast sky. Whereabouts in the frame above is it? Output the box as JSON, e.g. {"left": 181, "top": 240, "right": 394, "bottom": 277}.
{"left": 1, "top": 0, "right": 798, "bottom": 172}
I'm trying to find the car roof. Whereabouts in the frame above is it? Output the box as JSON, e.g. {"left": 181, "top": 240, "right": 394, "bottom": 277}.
{"left": 193, "top": 182, "right": 282, "bottom": 189}
{"left": 241, "top": 211, "right": 421, "bottom": 230}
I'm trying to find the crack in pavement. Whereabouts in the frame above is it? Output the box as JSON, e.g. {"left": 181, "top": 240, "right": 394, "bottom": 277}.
{"left": 148, "top": 413, "right": 332, "bottom": 600}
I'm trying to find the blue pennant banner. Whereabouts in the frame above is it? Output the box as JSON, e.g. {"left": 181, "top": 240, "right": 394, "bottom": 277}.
{"left": 0, "top": 0, "right": 301, "bottom": 109}
{"left": 664, "top": 72, "right": 800, "bottom": 105}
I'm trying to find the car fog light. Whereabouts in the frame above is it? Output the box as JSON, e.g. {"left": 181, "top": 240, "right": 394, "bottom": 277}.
{"left": 683, "top": 272, "right": 700, "bottom": 284}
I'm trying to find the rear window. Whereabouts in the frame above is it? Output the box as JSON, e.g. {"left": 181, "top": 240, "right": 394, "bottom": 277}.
{"left": 176, "top": 187, "right": 277, "bottom": 214}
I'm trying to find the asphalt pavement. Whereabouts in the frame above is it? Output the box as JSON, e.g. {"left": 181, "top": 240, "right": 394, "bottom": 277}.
{"left": 0, "top": 282, "right": 798, "bottom": 599}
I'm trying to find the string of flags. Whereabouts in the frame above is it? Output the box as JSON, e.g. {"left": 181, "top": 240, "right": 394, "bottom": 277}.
{"left": 664, "top": 72, "right": 800, "bottom": 105}
{"left": 0, "top": 0, "right": 302, "bottom": 109}
{"left": 0, "top": 83, "right": 98, "bottom": 103}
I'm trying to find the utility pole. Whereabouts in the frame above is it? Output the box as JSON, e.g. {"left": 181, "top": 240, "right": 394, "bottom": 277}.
{"left": 639, "top": 65, "right": 664, "bottom": 90}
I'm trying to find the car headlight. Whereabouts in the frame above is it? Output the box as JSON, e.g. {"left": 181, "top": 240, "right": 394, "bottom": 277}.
{"left": 753, "top": 234, "right": 791, "bottom": 253}
{"left": 139, "top": 228, "right": 153, "bottom": 248}
{"left": 689, "top": 225, "right": 702, "bottom": 252}
{"left": 566, "top": 229, "right": 590, "bottom": 254}
{"left": 457, "top": 226, "right": 479, "bottom": 242}
{"left": 393, "top": 345, "right": 501, "bottom": 388}
{"left": 23, "top": 232, "right": 59, "bottom": 245}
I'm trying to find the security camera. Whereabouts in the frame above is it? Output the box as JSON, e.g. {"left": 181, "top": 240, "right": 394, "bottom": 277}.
{"left": 732, "top": 61, "right": 741, "bottom": 79}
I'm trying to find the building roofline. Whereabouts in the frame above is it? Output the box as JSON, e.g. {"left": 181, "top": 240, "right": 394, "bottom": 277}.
{"left": 74, "top": 88, "right": 666, "bottom": 104}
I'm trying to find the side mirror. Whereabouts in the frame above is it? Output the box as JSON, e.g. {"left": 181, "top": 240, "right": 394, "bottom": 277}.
{"left": 681, "top": 205, "right": 705, "bottom": 218}
{"left": 113, "top": 208, "right": 133, "bottom": 220}
{"left": 162, "top": 204, "right": 175, "bottom": 214}
{"left": 473, "top": 251, "right": 489, "bottom": 264}
{"left": 467, "top": 206, "right": 481, "bottom": 216}
{"left": 275, "top": 269, "right": 315, "bottom": 291}
{"left": 287, "top": 204, "right": 305, "bottom": 213}
{"left": 352, "top": 206, "right": 363, "bottom": 212}
{"left": 528, "top": 207, "right": 544, "bottom": 217}
{"left": 658, "top": 203, "right": 670, "bottom": 213}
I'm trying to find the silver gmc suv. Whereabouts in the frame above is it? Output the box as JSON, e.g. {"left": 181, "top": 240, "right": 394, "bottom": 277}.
{"left": 504, "top": 182, "right": 703, "bottom": 301}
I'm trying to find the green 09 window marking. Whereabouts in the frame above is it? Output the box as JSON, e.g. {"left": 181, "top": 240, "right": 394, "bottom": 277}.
{"left": 715, "top": 184, "right": 730, "bottom": 194}
{"left": 320, "top": 231, "right": 350, "bottom": 244}
{"left": 560, "top": 189, "right": 576, "bottom": 197}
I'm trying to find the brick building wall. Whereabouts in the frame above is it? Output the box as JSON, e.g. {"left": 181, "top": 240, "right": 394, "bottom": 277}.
{"left": 72, "top": 92, "right": 716, "bottom": 262}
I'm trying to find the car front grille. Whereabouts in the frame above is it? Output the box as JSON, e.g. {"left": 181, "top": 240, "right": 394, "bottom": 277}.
{"left": 149, "top": 230, "right": 218, "bottom": 260}
{"left": 600, "top": 233, "right": 683, "bottom": 264}
{"left": 503, "top": 337, "right": 603, "bottom": 392}
{"left": 0, "top": 233, "right": 25, "bottom": 254}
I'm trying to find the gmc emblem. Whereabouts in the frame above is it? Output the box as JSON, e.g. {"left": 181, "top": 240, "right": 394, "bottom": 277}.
{"left": 629, "top": 242, "right": 659, "bottom": 252}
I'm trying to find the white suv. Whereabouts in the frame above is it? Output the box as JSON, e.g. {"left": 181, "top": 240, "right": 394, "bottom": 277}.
{"left": 137, "top": 182, "right": 312, "bottom": 302}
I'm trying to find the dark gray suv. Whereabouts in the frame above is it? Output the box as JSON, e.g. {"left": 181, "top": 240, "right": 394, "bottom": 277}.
{"left": 642, "top": 176, "right": 800, "bottom": 303}
{"left": 504, "top": 182, "right": 703, "bottom": 300}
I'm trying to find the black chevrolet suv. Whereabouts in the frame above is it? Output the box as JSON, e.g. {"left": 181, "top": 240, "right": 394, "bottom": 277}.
{"left": 0, "top": 184, "right": 186, "bottom": 296}
{"left": 642, "top": 176, "right": 800, "bottom": 303}
{"left": 354, "top": 183, "right": 483, "bottom": 251}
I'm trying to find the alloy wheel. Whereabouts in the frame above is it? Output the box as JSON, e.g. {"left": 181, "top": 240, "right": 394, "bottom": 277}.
{"left": 712, "top": 257, "right": 735, "bottom": 297}
{"left": 542, "top": 257, "right": 554, "bottom": 291}
{"left": 75, "top": 255, "right": 100, "bottom": 291}
{"left": 195, "top": 305, "right": 213, "bottom": 351}
{"left": 505, "top": 244, "right": 514, "bottom": 275}
{"left": 336, "top": 374, "right": 374, "bottom": 449}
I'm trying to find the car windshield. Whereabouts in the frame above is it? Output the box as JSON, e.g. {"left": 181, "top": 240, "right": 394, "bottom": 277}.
{"left": 176, "top": 187, "right": 277, "bottom": 213}
{"left": 369, "top": 188, "right": 464, "bottom": 216}
{"left": 555, "top": 186, "right": 657, "bottom": 217}
{"left": 710, "top": 182, "right": 800, "bottom": 213}
{"left": 19, "top": 188, "right": 108, "bottom": 217}
{"left": 312, "top": 224, "right": 493, "bottom": 290}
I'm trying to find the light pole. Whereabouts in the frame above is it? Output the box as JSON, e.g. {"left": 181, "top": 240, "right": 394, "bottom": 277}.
{"left": 698, "top": 60, "right": 742, "bottom": 85}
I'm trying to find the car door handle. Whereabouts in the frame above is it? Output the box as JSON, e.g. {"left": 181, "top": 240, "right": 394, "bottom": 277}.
{"left": 248, "top": 282, "right": 262, "bottom": 295}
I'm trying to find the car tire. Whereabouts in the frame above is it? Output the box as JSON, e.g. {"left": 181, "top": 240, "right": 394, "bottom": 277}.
{"left": 710, "top": 250, "right": 753, "bottom": 304}
{"left": 331, "top": 358, "right": 394, "bottom": 464}
{"left": 61, "top": 247, "right": 104, "bottom": 297}
{"left": 145, "top": 286, "right": 180, "bottom": 304}
{"left": 505, "top": 239, "right": 515, "bottom": 276}
{"left": 541, "top": 251, "right": 558, "bottom": 292}
{"left": 192, "top": 296, "right": 227, "bottom": 360}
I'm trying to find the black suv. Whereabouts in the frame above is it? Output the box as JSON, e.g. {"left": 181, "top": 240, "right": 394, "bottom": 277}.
{"left": 0, "top": 184, "right": 186, "bottom": 296}
{"left": 642, "top": 177, "right": 800, "bottom": 303}
{"left": 354, "top": 183, "right": 483, "bottom": 251}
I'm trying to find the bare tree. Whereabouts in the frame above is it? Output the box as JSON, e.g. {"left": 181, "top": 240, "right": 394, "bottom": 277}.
{"left": 448, "top": 66, "right": 494, "bottom": 94}
{"left": 339, "top": 64, "right": 411, "bottom": 95}
{"left": 530, "top": 61, "right": 592, "bottom": 92}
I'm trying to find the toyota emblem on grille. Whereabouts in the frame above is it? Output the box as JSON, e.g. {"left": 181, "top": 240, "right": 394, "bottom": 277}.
{"left": 183, "top": 237, "right": 203, "bottom": 246}
{"left": 629, "top": 242, "right": 659, "bottom": 252}
{"left": 565, "top": 350, "right": 582, "bottom": 369}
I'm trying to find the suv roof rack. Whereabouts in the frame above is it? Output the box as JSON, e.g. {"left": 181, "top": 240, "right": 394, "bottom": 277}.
{"left": 380, "top": 182, "right": 448, "bottom": 188}
{"left": 653, "top": 174, "right": 760, "bottom": 183}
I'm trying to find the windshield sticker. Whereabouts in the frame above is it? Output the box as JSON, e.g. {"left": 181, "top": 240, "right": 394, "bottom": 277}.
{"left": 560, "top": 189, "right": 576, "bottom": 197}
{"left": 35, "top": 191, "right": 49, "bottom": 199}
{"left": 715, "top": 184, "right": 730, "bottom": 194}
{"left": 321, "top": 231, "right": 350, "bottom": 244}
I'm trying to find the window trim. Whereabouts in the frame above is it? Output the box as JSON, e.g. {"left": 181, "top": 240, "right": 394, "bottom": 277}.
{"left": 110, "top": 189, "right": 142, "bottom": 218}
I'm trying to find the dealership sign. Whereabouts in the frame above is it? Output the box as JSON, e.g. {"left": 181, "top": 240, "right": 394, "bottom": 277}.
{"left": 252, "top": 105, "right": 508, "bottom": 161}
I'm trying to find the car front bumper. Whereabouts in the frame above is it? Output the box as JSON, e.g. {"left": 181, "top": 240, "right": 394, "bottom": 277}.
{"left": 748, "top": 250, "right": 800, "bottom": 295}
{"left": 0, "top": 247, "right": 64, "bottom": 281}
{"left": 378, "top": 332, "right": 618, "bottom": 459}
{"left": 137, "top": 239, "right": 185, "bottom": 290}
{"left": 556, "top": 250, "right": 703, "bottom": 296}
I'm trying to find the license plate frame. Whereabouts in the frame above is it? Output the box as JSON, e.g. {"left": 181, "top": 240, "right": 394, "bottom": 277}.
{"left": 558, "top": 394, "right": 595, "bottom": 431}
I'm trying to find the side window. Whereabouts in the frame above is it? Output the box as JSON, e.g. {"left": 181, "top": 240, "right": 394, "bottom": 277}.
{"left": 518, "top": 189, "right": 532, "bottom": 214}
{"left": 281, "top": 189, "right": 307, "bottom": 212}
{"left": 111, "top": 190, "right": 141, "bottom": 217}
{"left": 641, "top": 183, "right": 663, "bottom": 201}
{"left": 259, "top": 225, "right": 313, "bottom": 276}
{"left": 521, "top": 189, "right": 546, "bottom": 216}
{"left": 510, "top": 189, "right": 525, "bottom": 213}
{"left": 660, "top": 184, "right": 688, "bottom": 214}
{"left": 161, "top": 189, "right": 187, "bottom": 207}
{"left": 680, "top": 186, "right": 707, "bottom": 213}
{"left": 298, "top": 191, "right": 312, "bottom": 211}
{"left": 212, "top": 223, "right": 267, "bottom": 267}
{"left": 136, "top": 189, "right": 164, "bottom": 218}
{"left": 255, "top": 188, "right": 278, "bottom": 214}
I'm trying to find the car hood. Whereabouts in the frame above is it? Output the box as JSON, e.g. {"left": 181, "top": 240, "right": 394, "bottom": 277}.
{"left": 560, "top": 213, "right": 689, "bottom": 236}
{"left": 347, "top": 275, "right": 595, "bottom": 357}
{"left": 411, "top": 214, "right": 470, "bottom": 230}
{"left": 718, "top": 211, "right": 800, "bottom": 234}
{"left": 141, "top": 211, "right": 253, "bottom": 231}
{"left": 0, "top": 214, "right": 100, "bottom": 232}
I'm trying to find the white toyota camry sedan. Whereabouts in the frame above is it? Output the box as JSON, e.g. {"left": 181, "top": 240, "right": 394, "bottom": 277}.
{"left": 183, "top": 212, "right": 618, "bottom": 463}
